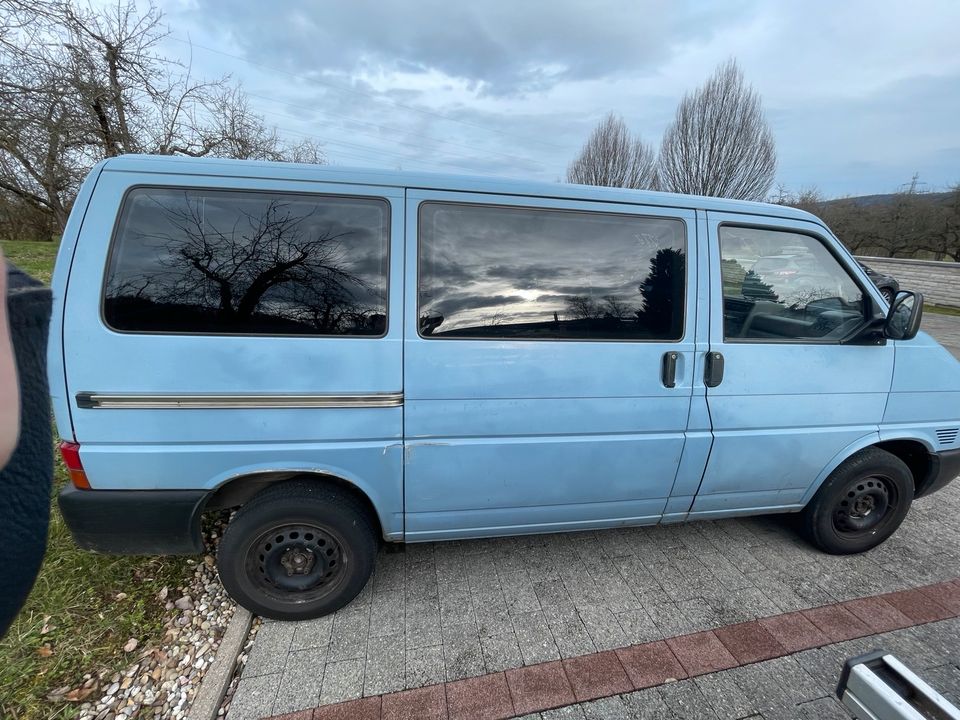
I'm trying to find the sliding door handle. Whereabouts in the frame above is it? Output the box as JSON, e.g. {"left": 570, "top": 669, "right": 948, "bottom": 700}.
{"left": 704, "top": 352, "right": 724, "bottom": 388}
{"left": 661, "top": 352, "right": 679, "bottom": 388}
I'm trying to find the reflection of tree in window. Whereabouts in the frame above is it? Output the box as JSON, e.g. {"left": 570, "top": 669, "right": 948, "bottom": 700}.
{"left": 741, "top": 269, "right": 779, "bottom": 302}
{"left": 636, "top": 248, "right": 685, "bottom": 338}
{"left": 565, "top": 295, "right": 600, "bottom": 320}
{"left": 105, "top": 191, "right": 387, "bottom": 335}
{"left": 418, "top": 203, "right": 686, "bottom": 341}
{"left": 601, "top": 295, "right": 632, "bottom": 321}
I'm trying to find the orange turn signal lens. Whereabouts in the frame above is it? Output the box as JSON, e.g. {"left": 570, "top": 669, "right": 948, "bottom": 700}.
{"left": 58, "top": 440, "right": 91, "bottom": 490}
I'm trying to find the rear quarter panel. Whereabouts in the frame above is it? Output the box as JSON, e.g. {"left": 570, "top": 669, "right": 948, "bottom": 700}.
{"left": 60, "top": 168, "right": 406, "bottom": 538}
{"left": 48, "top": 160, "right": 109, "bottom": 442}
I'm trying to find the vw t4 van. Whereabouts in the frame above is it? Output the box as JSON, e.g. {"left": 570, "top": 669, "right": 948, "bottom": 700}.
{"left": 49, "top": 155, "right": 960, "bottom": 619}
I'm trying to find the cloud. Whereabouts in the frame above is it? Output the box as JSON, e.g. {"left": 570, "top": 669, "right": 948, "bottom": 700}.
{"left": 201, "top": 1, "right": 755, "bottom": 96}
{"left": 161, "top": 0, "right": 960, "bottom": 196}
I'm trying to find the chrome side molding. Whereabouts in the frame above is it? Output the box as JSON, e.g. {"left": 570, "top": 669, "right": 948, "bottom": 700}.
{"left": 75, "top": 392, "right": 404, "bottom": 409}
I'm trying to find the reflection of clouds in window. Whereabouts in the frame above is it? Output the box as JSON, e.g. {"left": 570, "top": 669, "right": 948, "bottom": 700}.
{"left": 104, "top": 189, "right": 388, "bottom": 335}
{"left": 419, "top": 203, "right": 685, "bottom": 340}
{"left": 721, "top": 227, "right": 862, "bottom": 308}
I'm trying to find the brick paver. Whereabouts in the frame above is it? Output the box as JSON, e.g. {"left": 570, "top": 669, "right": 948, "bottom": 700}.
{"left": 227, "top": 317, "right": 960, "bottom": 720}
{"left": 713, "top": 621, "right": 785, "bottom": 665}
{"left": 561, "top": 651, "right": 631, "bottom": 702}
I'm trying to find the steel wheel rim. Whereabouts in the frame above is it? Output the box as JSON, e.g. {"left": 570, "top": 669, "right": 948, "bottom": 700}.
{"left": 245, "top": 523, "right": 347, "bottom": 603}
{"left": 832, "top": 475, "right": 897, "bottom": 536}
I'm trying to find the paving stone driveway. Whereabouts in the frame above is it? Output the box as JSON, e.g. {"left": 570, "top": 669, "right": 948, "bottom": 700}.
{"left": 229, "top": 314, "right": 960, "bottom": 719}
{"left": 923, "top": 313, "right": 960, "bottom": 357}
{"left": 231, "top": 483, "right": 960, "bottom": 719}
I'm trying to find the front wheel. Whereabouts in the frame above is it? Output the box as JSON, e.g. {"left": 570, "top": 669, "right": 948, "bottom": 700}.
{"left": 800, "top": 448, "right": 913, "bottom": 554}
{"left": 881, "top": 287, "right": 895, "bottom": 304}
{"left": 217, "top": 481, "right": 377, "bottom": 620}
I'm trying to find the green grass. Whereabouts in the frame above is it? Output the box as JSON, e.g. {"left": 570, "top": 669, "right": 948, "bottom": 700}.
{"left": 1, "top": 240, "right": 61, "bottom": 286}
{"left": 0, "top": 240, "right": 192, "bottom": 719}
{"left": 927, "top": 304, "right": 960, "bottom": 317}
{"left": 0, "top": 465, "right": 191, "bottom": 719}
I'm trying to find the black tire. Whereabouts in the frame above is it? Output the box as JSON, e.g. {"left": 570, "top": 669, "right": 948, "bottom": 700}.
{"left": 217, "top": 480, "right": 377, "bottom": 620}
{"left": 800, "top": 447, "right": 913, "bottom": 555}
{"left": 881, "top": 287, "right": 895, "bottom": 304}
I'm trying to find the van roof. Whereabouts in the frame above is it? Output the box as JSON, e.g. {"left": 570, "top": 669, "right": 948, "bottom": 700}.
{"left": 102, "top": 154, "right": 821, "bottom": 224}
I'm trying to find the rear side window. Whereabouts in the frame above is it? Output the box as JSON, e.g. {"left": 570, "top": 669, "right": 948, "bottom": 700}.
{"left": 418, "top": 202, "right": 686, "bottom": 340}
{"left": 103, "top": 188, "right": 389, "bottom": 336}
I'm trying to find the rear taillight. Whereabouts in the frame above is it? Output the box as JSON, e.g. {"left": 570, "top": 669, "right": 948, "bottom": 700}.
{"left": 58, "top": 441, "right": 90, "bottom": 489}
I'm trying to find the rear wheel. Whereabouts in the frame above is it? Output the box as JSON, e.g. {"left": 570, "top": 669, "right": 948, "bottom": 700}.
{"left": 881, "top": 287, "right": 895, "bottom": 304}
{"left": 217, "top": 481, "right": 377, "bottom": 619}
{"left": 800, "top": 448, "right": 913, "bottom": 554}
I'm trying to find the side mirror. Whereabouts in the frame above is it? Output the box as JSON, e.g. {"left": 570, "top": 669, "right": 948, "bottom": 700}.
{"left": 884, "top": 291, "right": 923, "bottom": 340}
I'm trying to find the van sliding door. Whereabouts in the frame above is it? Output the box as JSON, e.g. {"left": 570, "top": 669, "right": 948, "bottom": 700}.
{"left": 402, "top": 190, "right": 704, "bottom": 540}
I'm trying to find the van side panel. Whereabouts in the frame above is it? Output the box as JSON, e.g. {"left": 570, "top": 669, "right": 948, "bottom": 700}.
{"left": 48, "top": 159, "right": 109, "bottom": 442}
{"left": 61, "top": 170, "right": 406, "bottom": 538}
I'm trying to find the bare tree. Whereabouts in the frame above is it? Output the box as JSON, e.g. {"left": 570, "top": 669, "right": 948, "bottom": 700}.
{"left": 924, "top": 185, "right": 960, "bottom": 261}
{"left": 777, "top": 175, "right": 960, "bottom": 262}
{"left": 566, "top": 113, "right": 657, "bottom": 190}
{"left": 658, "top": 60, "right": 776, "bottom": 201}
{"left": 0, "top": 0, "right": 324, "bottom": 237}
{"left": 564, "top": 294, "right": 600, "bottom": 320}
{"left": 107, "top": 197, "right": 376, "bottom": 333}
{"left": 601, "top": 295, "right": 632, "bottom": 320}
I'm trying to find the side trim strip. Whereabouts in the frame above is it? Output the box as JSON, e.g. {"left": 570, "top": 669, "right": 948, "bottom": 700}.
{"left": 75, "top": 392, "right": 404, "bottom": 410}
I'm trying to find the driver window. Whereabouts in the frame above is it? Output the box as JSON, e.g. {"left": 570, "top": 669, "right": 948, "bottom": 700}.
{"left": 719, "top": 226, "right": 864, "bottom": 341}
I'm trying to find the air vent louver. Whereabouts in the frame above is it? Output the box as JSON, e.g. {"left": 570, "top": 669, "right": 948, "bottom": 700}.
{"left": 936, "top": 428, "right": 959, "bottom": 446}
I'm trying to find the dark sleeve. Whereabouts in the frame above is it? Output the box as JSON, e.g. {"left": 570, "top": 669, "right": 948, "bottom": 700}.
{"left": 0, "top": 263, "right": 53, "bottom": 637}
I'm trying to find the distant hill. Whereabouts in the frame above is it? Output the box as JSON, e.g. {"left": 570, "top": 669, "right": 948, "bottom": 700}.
{"left": 823, "top": 191, "right": 953, "bottom": 207}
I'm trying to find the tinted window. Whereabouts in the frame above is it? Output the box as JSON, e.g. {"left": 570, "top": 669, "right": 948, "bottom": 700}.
{"left": 104, "top": 188, "right": 388, "bottom": 335}
{"left": 720, "top": 226, "right": 865, "bottom": 341}
{"left": 418, "top": 203, "right": 686, "bottom": 340}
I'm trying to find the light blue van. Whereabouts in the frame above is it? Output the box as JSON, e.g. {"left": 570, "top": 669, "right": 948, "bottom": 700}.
{"left": 49, "top": 155, "right": 960, "bottom": 619}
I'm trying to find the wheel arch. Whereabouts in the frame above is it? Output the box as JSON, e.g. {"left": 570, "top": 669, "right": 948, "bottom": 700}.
{"left": 801, "top": 432, "right": 935, "bottom": 506}
{"left": 203, "top": 469, "right": 396, "bottom": 542}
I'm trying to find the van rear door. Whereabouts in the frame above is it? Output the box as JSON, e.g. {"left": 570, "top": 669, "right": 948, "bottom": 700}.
{"left": 694, "top": 212, "right": 894, "bottom": 517}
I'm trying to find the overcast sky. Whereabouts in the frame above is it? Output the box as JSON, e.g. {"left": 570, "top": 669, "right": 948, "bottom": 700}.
{"left": 159, "top": 0, "right": 960, "bottom": 198}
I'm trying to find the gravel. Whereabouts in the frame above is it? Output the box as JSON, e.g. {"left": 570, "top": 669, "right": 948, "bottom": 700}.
{"left": 49, "top": 520, "right": 238, "bottom": 720}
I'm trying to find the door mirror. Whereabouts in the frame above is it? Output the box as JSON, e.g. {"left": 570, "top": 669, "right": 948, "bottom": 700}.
{"left": 884, "top": 291, "right": 923, "bottom": 340}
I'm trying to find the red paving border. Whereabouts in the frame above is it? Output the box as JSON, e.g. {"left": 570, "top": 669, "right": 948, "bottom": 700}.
{"left": 262, "top": 579, "right": 960, "bottom": 720}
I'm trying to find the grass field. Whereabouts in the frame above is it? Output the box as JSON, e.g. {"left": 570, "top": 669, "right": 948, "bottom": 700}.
{"left": 928, "top": 303, "right": 960, "bottom": 317}
{"left": 0, "top": 239, "right": 191, "bottom": 720}
{"left": 1, "top": 240, "right": 60, "bottom": 285}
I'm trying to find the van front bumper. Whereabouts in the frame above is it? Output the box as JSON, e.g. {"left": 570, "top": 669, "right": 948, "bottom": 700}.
{"left": 58, "top": 485, "right": 208, "bottom": 555}
{"left": 916, "top": 448, "right": 960, "bottom": 499}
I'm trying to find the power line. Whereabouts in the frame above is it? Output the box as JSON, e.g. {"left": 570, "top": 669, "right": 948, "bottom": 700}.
{"left": 167, "top": 36, "right": 568, "bottom": 153}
